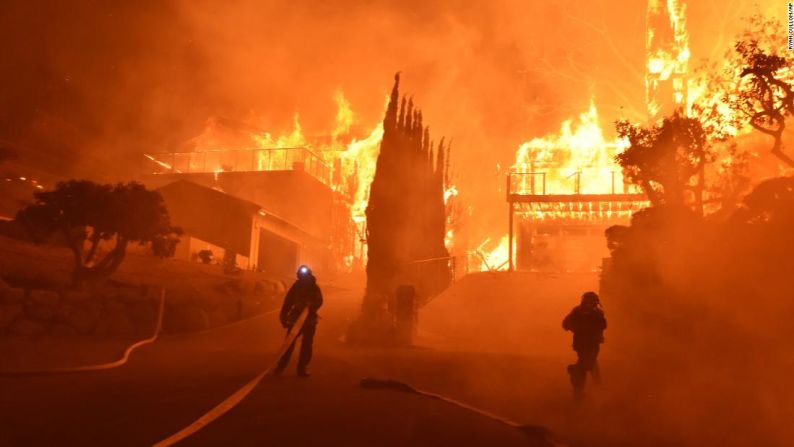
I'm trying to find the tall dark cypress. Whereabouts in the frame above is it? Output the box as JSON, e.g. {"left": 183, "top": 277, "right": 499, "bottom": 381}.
{"left": 364, "top": 73, "right": 451, "bottom": 308}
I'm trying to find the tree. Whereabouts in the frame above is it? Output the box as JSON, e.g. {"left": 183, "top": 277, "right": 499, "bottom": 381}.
{"left": 731, "top": 176, "right": 794, "bottom": 227}
{"left": 16, "top": 180, "right": 180, "bottom": 285}
{"left": 731, "top": 37, "right": 794, "bottom": 167}
{"left": 365, "top": 73, "right": 451, "bottom": 301}
{"left": 350, "top": 74, "right": 451, "bottom": 345}
{"left": 616, "top": 111, "right": 709, "bottom": 212}
{"left": 690, "top": 13, "right": 794, "bottom": 169}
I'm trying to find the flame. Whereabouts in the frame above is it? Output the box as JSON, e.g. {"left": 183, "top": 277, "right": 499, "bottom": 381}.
{"left": 243, "top": 93, "right": 383, "bottom": 225}
{"left": 493, "top": 96, "right": 644, "bottom": 273}
{"left": 685, "top": 17, "right": 793, "bottom": 141}
{"left": 213, "top": 166, "right": 224, "bottom": 182}
{"left": 252, "top": 114, "right": 307, "bottom": 148}
{"left": 445, "top": 228, "right": 455, "bottom": 251}
{"left": 144, "top": 153, "right": 179, "bottom": 173}
{"left": 339, "top": 123, "right": 383, "bottom": 220}
{"left": 142, "top": 91, "right": 461, "bottom": 268}
{"left": 332, "top": 90, "right": 354, "bottom": 140}
{"left": 444, "top": 185, "right": 458, "bottom": 204}
{"left": 143, "top": 91, "right": 386, "bottom": 267}
{"left": 513, "top": 98, "right": 628, "bottom": 195}
{"left": 475, "top": 236, "right": 513, "bottom": 271}
{"left": 645, "top": 0, "right": 690, "bottom": 119}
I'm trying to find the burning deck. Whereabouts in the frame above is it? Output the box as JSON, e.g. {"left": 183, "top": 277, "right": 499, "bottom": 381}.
{"left": 506, "top": 172, "right": 648, "bottom": 272}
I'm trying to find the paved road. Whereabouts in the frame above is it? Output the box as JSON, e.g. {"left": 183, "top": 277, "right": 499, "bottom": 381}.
{"left": 0, "top": 284, "right": 544, "bottom": 446}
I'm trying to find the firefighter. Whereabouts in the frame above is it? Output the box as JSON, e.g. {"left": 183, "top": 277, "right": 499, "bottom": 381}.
{"left": 562, "top": 291, "right": 607, "bottom": 399}
{"left": 274, "top": 265, "right": 323, "bottom": 377}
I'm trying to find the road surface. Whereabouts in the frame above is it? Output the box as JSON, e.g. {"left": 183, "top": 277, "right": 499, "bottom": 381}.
{"left": 0, "top": 281, "right": 550, "bottom": 446}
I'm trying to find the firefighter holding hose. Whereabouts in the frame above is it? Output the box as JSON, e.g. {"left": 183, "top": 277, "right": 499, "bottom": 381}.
{"left": 274, "top": 265, "right": 323, "bottom": 377}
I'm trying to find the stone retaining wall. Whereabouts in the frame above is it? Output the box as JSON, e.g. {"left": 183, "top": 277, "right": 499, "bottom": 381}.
{"left": 0, "top": 278, "right": 283, "bottom": 338}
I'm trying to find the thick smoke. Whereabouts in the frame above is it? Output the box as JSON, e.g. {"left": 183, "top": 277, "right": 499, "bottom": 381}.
{"left": 0, "top": 0, "right": 776, "bottom": 229}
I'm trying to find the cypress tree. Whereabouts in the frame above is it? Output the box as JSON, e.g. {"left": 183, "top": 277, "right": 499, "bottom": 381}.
{"left": 364, "top": 73, "right": 451, "bottom": 311}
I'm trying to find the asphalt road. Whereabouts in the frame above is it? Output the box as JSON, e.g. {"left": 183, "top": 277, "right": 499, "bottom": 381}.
{"left": 0, "top": 283, "right": 545, "bottom": 447}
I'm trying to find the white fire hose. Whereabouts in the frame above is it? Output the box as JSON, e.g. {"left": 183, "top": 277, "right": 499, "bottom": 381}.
{"left": 152, "top": 308, "right": 309, "bottom": 447}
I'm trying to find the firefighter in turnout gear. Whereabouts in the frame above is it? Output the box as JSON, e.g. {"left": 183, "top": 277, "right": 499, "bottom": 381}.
{"left": 563, "top": 291, "right": 607, "bottom": 400}
{"left": 274, "top": 265, "right": 323, "bottom": 377}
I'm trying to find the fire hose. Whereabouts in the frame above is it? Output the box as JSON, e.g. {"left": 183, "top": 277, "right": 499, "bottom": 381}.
{"left": 360, "top": 377, "right": 566, "bottom": 447}
{"left": 152, "top": 308, "right": 308, "bottom": 447}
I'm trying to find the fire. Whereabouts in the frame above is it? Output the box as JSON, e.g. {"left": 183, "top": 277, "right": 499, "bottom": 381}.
{"left": 443, "top": 185, "right": 459, "bottom": 252}
{"left": 332, "top": 90, "right": 354, "bottom": 140}
{"left": 474, "top": 236, "right": 513, "bottom": 272}
{"left": 143, "top": 91, "right": 391, "bottom": 267}
{"left": 645, "top": 0, "right": 690, "bottom": 119}
{"left": 513, "top": 99, "right": 629, "bottom": 195}
{"left": 251, "top": 114, "right": 308, "bottom": 150}
{"left": 478, "top": 99, "right": 637, "bottom": 272}
{"left": 475, "top": 0, "right": 690, "bottom": 273}
{"left": 213, "top": 167, "right": 224, "bottom": 182}
{"left": 143, "top": 91, "right": 465, "bottom": 270}
{"left": 251, "top": 115, "right": 308, "bottom": 171}
{"left": 474, "top": 1, "right": 784, "bottom": 274}
{"left": 245, "top": 94, "right": 383, "bottom": 225}
{"left": 144, "top": 153, "right": 178, "bottom": 173}
{"left": 443, "top": 185, "right": 458, "bottom": 204}
{"left": 444, "top": 229, "right": 454, "bottom": 251}
{"left": 246, "top": 94, "right": 387, "bottom": 261}
{"left": 686, "top": 17, "right": 793, "bottom": 142}
{"left": 339, "top": 123, "right": 383, "bottom": 220}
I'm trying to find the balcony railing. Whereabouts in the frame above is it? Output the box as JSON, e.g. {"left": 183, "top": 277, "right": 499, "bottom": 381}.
{"left": 144, "top": 147, "right": 332, "bottom": 186}
{"left": 508, "top": 169, "right": 636, "bottom": 196}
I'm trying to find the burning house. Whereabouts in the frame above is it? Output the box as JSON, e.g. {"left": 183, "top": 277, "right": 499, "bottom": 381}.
{"left": 146, "top": 149, "right": 352, "bottom": 274}
{"left": 158, "top": 180, "right": 324, "bottom": 278}
{"left": 494, "top": 0, "right": 693, "bottom": 273}
{"left": 143, "top": 109, "right": 384, "bottom": 274}
{"left": 506, "top": 101, "right": 649, "bottom": 272}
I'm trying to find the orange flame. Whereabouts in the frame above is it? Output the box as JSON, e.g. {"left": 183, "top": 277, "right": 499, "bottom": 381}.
{"left": 477, "top": 98, "right": 639, "bottom": 272}
{"left": 513, "top": 98, "right": 628, "bottom": 195}
{"left": 646, "top": 0, "right": 690, "bottom": 119}
{"left": 339, "top": 123, "right": 384, "bottom": 221}
{"left": 475, "top": 236, "right": 514, "bottom": 272}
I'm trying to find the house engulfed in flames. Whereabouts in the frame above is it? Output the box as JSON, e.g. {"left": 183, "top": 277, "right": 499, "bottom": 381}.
{"left": 484, "top": 0, "right": 692, "bottom": 273}
{"left": 143, "top": 93, "right": 384, "bottom": 277}
{"left": 504, "top": 101, "right": 648, "bottom": 273}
